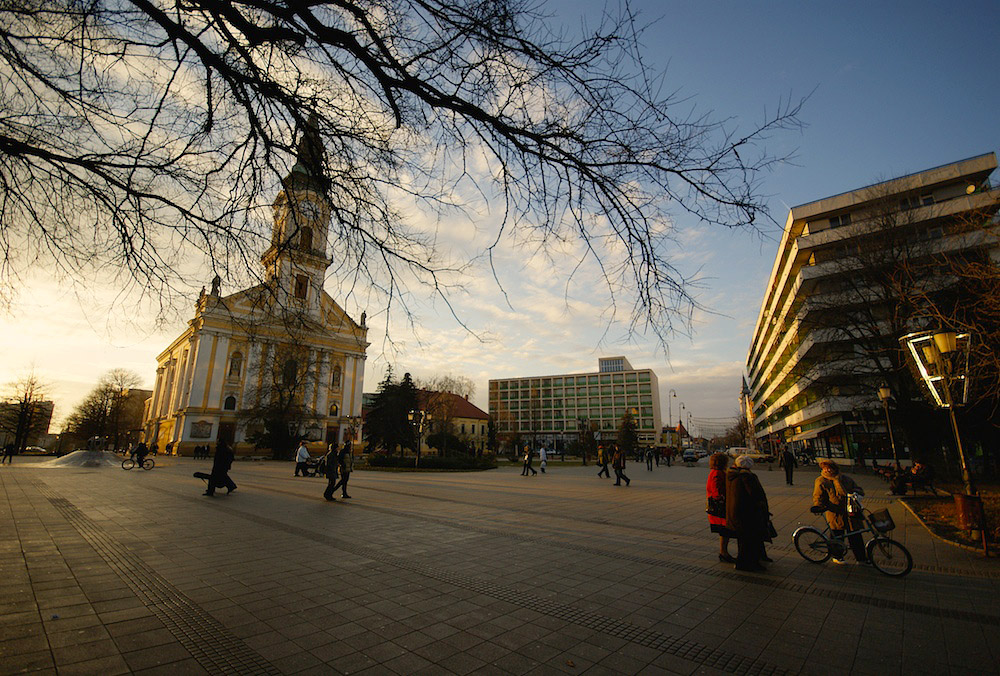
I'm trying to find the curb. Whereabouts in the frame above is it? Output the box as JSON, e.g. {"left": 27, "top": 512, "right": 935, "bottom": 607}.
{"left": 898, "top": 498, "right": 990, "bottom": 556}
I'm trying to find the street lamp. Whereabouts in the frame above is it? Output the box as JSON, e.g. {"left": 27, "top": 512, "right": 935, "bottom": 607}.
{"left": 408, "top": 409, "right": 425, "bottom": 468}
{"left": 877, "top": 383, "right": 900, "bottom": 469}
{"left": 668, "top": 389, "right": 677, "bottom": 427}
{"left": 901, "top": 329, "right": 974, "bottom": 494}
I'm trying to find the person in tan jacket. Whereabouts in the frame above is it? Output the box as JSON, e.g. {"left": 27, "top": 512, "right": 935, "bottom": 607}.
{"left": 812, "top": 459, "right": 868, "bottom": 564}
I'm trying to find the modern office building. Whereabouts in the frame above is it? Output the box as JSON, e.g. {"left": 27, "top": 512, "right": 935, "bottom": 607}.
{"left": 745, "top": 153, "right": 999, "bottom": 458}
{"left": 488, "top": 357, "right": 662, "bottom": 449}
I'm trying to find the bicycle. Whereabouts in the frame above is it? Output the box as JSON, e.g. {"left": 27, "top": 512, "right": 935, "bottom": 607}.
{"left": 122, "top": 456, "right": 155, "bottom": 471}
{"left": 792, "top": 492, "right": 912, "bottom": 577}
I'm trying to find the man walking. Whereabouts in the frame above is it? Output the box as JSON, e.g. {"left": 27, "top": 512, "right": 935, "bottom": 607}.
{"left": 645, "top": 447, "right": 654, "bottom": 471}
{"left": 779, "top": 447, "right": 797, "bottom": 485}
{"left": 521, "top": 446, "right": 537, "bottom": 476}
{"left": 596, "top": 445, "right": 610, "bottom": 478}
{"left": 204, "top": 439, "right": 236, "bottom": 496}
{"left": 539, "top": 446, "right": 547, "bottom": 473}
{"left": 612, "top": 446, "right": 630, "bottom": 486}
{"left": 322, "top": 443, "right": 339, "bottom": 501}
{"left": 294, "top": 440, "right": 312, "bottom": 477}
{"left": 1, "top": 443, "right": 15, "bottom": 464}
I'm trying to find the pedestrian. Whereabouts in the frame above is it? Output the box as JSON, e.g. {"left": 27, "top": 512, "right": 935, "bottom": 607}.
{"left": 654, "top": 448, "right": 660, "bottom": 467}
{"left": 645, "top": 447, "right": 654, "bottom": 471}
{"left": 726, "top": 455, "right": 769, "bottom": 572}
{"left": 539, "top": 446, "right": 547, "bottom": 473}
{"left": 150, "top": 441, "right": 158, "bottom": 456}
{"left": 328, "top": 442, "right": 354, "bottom": 499}
{"left": 1, "top": 443, "right": 14, "bottom": 464}
{"left": 596, "top": 445, "right": 610, "bottom": 478}
{"left": 612, "top": 445, "right": 630, "bottom": 486}
{"left": 322, "top": 442, "right": 339, "bottom": 501}
{"left": 294, "top": 440, "right": 312, "bottom": 477}
{"left": 706, "top": 452, "right": 736, "bottom": 563}
{"left": 779, "top": 447, "right": 797, "bottom": 485}
{"left": 812, "top": 460, "right": 868, "bottom": 565}
{"left": 521, "top": 446, "right": 537, "bottom": 476}
{"left": 665, "top": 447, "right": 673, "bottom": 467}
{"left": 204, "top": 439, "right": 236, "bottom": 496}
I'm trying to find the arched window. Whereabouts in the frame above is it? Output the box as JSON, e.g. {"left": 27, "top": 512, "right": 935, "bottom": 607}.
{"left": 299, "top": 226, "right": 313, "bottom": 251}
{"left": 283, "top": 359, "right": 298, "bottom": 386}
{"left": 223, "top": 395, "right": 237, "bottom": 410}
{"left": 329, "top": 402, "right": 339, "bottom": 417}
{"left": 228, "top": 351, "right": 243, "bottom": 378}
{"left": 331, "top": 366, "right": 342, "bottom": 388}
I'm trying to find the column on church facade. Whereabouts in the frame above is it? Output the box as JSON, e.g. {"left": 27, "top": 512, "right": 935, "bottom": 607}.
{"left": 315, "top": 350, "right": 331, "bottom": 420}
{"left": 149, "top": 365, "right": 166, "bottom": 422}
{"left": 171, "top": 348, "right": 190, "bottom": 413}
{"left": 180, "top": 335, "right": 199, "bottom": 409}
{"left": 186, "top": 332, "right": 213, "bottom": 410}
{"left": 243, "top": 340, "right": 264, "bottom": 407}
{"left": 205, "top": 335, "right": 230, "bottom": 410}
{"left": 159, "top": 359, "right": 176, "bottom": 418}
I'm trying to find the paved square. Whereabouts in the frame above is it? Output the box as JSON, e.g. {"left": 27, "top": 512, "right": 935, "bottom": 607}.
{"left": 2, "top": 458, "right": 999, "bottom": 674}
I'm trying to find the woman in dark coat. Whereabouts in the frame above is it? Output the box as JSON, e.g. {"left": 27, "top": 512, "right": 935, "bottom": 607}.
{"left": 706, "top": 452, "right": 736, "bottom": 563}
{"left": 726, "top": 455, "right": 769, "bottom": 572}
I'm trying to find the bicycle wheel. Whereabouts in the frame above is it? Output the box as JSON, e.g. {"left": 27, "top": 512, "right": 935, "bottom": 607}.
{"left": 141, "top": 458, "right": 155, "bottom": 470}
{"left": 793, "top": 527, "right": 832, "bottom": 563}
{"left": 121, "top": 458, "right": 135, "bottom": 470}
{"left": 866, "top": 537, "right": 913, "bottom": 577}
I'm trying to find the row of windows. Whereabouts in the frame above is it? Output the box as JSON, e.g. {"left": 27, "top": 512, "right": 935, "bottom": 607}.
{"left": 497, "top": 420, "right": 655, "bottom": 432}
{"left": 491, "top": 396, "right": 654, "bottom": 409}
{"left": 223, "top": 394, "right": 343, "bottom": 417}
{"left": 491, "top": 372, "right": 652, "bottom": 389}
{"left": 494, "top": 384, "right": 652, "bottom": 399}
{"left": 226, "top": 352, "right": 344, "bottom": 388}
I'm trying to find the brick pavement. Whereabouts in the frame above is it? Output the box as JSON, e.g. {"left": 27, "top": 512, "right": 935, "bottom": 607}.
{"left": 1, "top": 457, "right": 998, "bottom": 675}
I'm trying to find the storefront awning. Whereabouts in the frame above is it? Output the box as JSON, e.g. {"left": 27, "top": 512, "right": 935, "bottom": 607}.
{"left": 789, "top": 421, "right": 842, "bottom": 442}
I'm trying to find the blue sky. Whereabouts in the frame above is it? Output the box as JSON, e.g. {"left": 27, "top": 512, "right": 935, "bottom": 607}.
{"left": 2, "top": 1, "right": 998, "bottom": 435}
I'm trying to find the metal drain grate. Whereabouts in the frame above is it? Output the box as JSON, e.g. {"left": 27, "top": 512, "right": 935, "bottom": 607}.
{"left": 39, "top": 488, "right": 279, "bottom": 675}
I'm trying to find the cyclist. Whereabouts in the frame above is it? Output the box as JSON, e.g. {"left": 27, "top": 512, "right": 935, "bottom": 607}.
{"left": 132, "top": 442, "right": 149, "bottom": 467}
{"left": 812, "top": 459, "right": 868, "bottom": 565}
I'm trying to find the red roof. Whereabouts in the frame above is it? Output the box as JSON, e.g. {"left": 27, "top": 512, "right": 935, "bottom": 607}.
{"left": 417, "top": 390, "right": 489, "bottom": 420}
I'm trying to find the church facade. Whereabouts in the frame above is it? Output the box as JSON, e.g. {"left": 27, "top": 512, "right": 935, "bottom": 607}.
{"left": 142, "top": 129, "right": 369, "bottom": 456}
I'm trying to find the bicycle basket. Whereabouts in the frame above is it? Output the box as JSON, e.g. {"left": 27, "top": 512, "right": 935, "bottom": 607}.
{"left": 869, "top": 508, "right": 895, "bottom": 533}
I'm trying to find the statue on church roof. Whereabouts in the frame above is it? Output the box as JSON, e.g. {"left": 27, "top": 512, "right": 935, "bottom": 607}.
{"left": 210, "top": 273, "right": 221, "bottom": 296}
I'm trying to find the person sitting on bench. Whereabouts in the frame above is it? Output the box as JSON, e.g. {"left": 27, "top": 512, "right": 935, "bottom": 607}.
{"left": 907, "top": 462, "right": 938, "bottom": 495}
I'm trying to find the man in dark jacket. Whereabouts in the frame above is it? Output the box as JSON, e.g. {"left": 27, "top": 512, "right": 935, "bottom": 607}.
{"left": 779, "top": 448, "right": 797, "bottom": 485}
{"left": 204, "top": 440, "right": 236, "bottom": 496}
{"left": 726, "top": 455, "right": 769, "bottom": 572}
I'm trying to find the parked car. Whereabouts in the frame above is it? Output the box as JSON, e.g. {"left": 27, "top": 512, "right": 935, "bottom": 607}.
{"left": 742, "top": 451, "right": 775, "bottom": 464}
{"left": 682, "top": 449, "right": 700, "bottom": 463}
{"left": 725, "top": 446, "right": 751, "bottom": 457}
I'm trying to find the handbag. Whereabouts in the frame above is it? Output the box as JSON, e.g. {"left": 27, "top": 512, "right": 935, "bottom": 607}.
{"left": 706, "top": 496, "right": 725, "bottom": 518}
{"left": 766, "top": 519, "right": 778, "bottom": 540}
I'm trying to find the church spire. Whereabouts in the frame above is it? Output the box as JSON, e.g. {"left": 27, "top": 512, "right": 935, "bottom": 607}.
{"left": 282, "top": 113, "right": 329, "bottom": 194}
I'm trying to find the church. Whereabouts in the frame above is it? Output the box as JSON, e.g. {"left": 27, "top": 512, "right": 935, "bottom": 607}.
{"left": 142, "top": 126, "right": 369, "bottom": 456}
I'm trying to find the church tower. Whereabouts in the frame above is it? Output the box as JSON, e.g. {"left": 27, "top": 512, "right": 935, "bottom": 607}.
{"left": 260, "top": 117, "right": 331, "bottom": 320}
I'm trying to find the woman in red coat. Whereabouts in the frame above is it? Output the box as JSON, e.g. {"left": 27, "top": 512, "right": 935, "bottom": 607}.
{"left": 706, "top": 452, "right": 736, "bottom": 563}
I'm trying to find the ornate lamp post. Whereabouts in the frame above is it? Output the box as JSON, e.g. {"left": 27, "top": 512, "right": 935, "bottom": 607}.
{"left": 877, "top": 383, "right": 900, "bottom": 469}
{"left": 408, "top": 409, "right": 425, "bottom": 468}
{"left": 668, "top": 389, "right": 677, "bottom": 428}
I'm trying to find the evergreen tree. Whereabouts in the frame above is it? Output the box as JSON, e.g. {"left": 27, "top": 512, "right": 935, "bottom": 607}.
{"left": 618, "top": 413, "right": 639, "bottom": 459}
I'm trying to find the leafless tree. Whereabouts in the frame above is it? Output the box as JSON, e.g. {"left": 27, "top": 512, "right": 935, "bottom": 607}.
{"left": 0, "top": 0, "right": 801, "bottom": 342}
{"left": 65, "top": 368, "right": 143, "bottom": 449}
{"left": 0, "top": 370, "right": 52, "bottom": 451}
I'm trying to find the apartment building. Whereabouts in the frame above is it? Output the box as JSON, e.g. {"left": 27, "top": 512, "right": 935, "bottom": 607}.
{"left": 745, "top": 153, "right": 999, "bottom": 458}
{"left": 488, "top": 357, "right": 662, "bottom": 449}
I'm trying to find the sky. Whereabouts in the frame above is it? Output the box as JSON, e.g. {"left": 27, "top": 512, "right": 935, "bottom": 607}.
{"left": 2, "top": 0, "right": 999, "bottom": 437}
